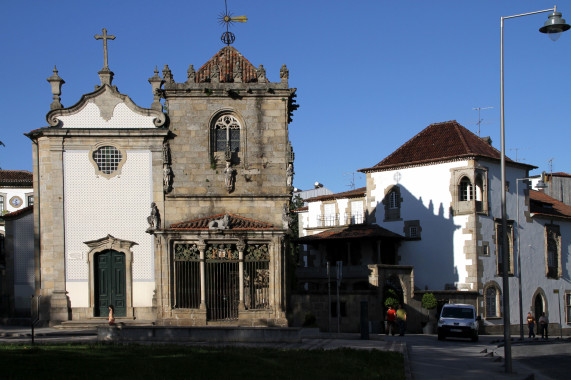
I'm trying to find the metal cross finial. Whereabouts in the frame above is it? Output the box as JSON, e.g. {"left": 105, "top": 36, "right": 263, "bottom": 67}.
{"left": 94, "top": 28, "right": 116, "bottom": 70}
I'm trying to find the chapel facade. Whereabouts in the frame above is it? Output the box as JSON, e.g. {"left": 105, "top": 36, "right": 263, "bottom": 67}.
{"left": 28, "top": 38, "right": 297, "bottom": 326}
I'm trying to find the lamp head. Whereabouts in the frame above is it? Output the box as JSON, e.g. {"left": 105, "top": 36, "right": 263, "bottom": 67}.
{"left": 539, "top": 11, "right": 570, "bottom": 41}
{"left": 535, "top": 171, "right": 548, "bottom": 189}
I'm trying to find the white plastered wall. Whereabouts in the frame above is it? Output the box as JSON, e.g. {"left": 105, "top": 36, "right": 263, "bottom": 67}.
{"left": 370, "top": 161, "right": 472, "bottom": 290}
{"left": 63, "top": 150, "right": 154, "bottom": 308}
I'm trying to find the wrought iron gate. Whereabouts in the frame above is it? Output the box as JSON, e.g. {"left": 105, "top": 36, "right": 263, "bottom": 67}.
{"left": 173, "top": 244, "right": 200, "bottom": 309}
{"left": 244, "top": 244, "right": 270, "bottom": 310}
{"left": 206, "top": 244, "right": 239, "bottom": 321}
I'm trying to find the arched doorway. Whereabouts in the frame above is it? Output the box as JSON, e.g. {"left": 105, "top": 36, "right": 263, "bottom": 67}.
{"left": 534, "top": 293, "right": 544, "bottom": 321}
{"left": 94, "top": 250, "right": 126, "bottom": 317}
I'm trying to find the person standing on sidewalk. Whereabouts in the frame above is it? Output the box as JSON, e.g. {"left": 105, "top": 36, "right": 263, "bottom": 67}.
{"left": 527, "top": 312, "right": 536, "bottom": 339}
{"left": 396, "top": 304, "right": 407, "bottom": 336}
{"left": 538, "top": 312, "right": 549, "bottom": 339}
{"left": 386, "top": 305, "right": 396, "bottom": 336}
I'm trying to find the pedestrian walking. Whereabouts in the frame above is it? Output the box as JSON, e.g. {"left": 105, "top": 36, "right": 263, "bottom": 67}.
{"left": 538, "top": 312, "right": 549, "bottom": 339}
{"left": 386, "top": 305, "right": 396, "bottom": 336}
{"left": 396, "top": 304, "right": 407, "bottom": 336}
{"left": 527, "top": 312, "right": 536, "bottom": 339}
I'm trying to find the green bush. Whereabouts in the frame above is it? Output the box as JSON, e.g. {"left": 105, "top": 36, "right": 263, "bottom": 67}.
{"left": 384, "top": 297, "right": 399, "bottom": 309}
{"left": 421, "top": 293, "right": 437, "bottom": 309}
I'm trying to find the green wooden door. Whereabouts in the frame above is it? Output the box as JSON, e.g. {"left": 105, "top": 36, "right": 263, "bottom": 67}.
{"left": 95, "top": 250, "right": 126, "bottom": 317}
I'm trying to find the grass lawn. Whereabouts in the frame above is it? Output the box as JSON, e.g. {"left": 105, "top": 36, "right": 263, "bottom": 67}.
{"left": 0, "top": 343, "right": 404, "bottom": 379}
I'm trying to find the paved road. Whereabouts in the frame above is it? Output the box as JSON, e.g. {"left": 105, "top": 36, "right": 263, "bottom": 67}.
{"left": 389, "top": 333, "right": 570, "bottom": 380}
{"left": 1, "top": 326, "right": 569, "bottom": 380}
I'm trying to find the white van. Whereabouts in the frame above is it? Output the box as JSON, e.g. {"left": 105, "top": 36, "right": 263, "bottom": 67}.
{"left": 437, "top": 303, "right": 480, "bottom": 341}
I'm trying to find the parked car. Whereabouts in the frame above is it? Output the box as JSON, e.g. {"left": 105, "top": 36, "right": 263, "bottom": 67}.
{"left": 437, "top": 303, "right": 480, "bottom": 341}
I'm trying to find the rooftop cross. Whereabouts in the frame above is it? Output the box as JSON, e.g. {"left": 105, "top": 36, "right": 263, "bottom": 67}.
{"left": 94, "top": 28, "right": 116, "bottom": 70}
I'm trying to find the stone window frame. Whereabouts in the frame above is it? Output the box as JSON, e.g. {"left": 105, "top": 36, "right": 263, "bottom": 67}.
{"left": 88, "top": 141, "right": 127, "bottom": 179}
{"left": 209, "top": 109, "right": 246, "bottom": 167}
{"left": 494, "top": 219, "right": 515, "bottom": 276}
{"left": 25, "top": 192, "right": 34, "bottom": 207}
{"left": 450, "top": 165, "right": 489, "bottom": 216}
{"left": 545, "top": 224, "right": 562, "bottom": 279}
{"left": 479, "top": 241, "right": 490, "bottom": 256}
{"left": 404, "top": 220, "right": 421, "bottom": 239}
{"left": 483, "top": 281, "right": 502, "bottom": 319}
{"left": 383, "top": 185, "right": 402, "bottom": 222}
{"left": 319, "top": 201, "right": 338, "bottom": 227}
{"left": 348, "top": 198, "right": 365, "bottom": 225}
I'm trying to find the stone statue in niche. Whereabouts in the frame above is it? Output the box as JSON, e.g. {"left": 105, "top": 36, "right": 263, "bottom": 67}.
{"left": 286, "top": 163, "right": 294, "bottom": 188}
{"left": 163, "top": 166, "right": 173, "bottom": 193}
{"left": 146, "top": 202, "right": 160, "bottom": 232}
{"left": 208, "top": 214, "right": 230, "bottom": 230}
{"left": 282, "top": 203, "right": 293, "bottom": 229}
{"left": 163, "top": 141, "right": 171, "bottom": 165}
{"left": 224, "top": 162, "right": 235, "bottom": 193}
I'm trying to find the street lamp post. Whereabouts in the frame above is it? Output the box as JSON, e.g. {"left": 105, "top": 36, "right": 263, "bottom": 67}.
{"left": 515, "top": 175, "right": 547, "bottom": 341}
{"left": 500, "top": 6, "right": 569, "bottom": 373}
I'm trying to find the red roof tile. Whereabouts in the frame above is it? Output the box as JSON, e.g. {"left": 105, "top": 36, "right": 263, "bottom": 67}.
{"left": 0, "top": 170, "right": 33, "bottom": 187}
{"left": 359, "top": 121, "right": 536, "bottom": 172}
{"left": 2, "top": 205, "right": 33, "bottom": 219}
{"left": 305, "top": 187, "right": 366, "bottom": 203}
{"left": 297, "top": 224, "right": 404, "bottom": 242}
{"left": 529, "top": 190, "right": 571, "bottom": 220}
{"left": 170, "top": 213, "right": 276, "bottom": 230}
{"left": 195, "top": 46, "right": 267, "bottom": 83}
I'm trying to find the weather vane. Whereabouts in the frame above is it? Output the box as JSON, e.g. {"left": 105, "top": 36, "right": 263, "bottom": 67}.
{"left": 218, "top": 0, "right": 247, "bottom": 45}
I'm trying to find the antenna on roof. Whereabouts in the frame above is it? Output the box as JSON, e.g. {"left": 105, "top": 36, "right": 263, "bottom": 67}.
{"left": 343, "top": 172, "right": 363, "bottom": 190}
{"left": 472, "top": 106, "right": 494, "bottom": 136}
{"left": 508, "top": 147, "right": 528, "bottom": 162}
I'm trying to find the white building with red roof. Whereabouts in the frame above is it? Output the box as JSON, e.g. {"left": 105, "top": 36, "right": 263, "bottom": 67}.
{"left": 295, "top": 120, "right": 571, "bottom": 335}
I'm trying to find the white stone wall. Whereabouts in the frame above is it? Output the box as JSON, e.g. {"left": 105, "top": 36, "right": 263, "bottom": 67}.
{"left": 63, "top": 150, "right": 154, "bottom": 308}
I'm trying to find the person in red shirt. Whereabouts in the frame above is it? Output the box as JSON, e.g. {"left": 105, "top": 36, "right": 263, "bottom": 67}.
{"left": 386, "top": 305, "right": 396, "bottom": 336}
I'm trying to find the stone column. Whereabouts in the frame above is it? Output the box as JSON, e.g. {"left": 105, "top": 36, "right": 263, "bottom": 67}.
{"left": 237, "top": 240, "right": 246, "bottom": 311}
{"left": 198, "top": 241, "right": 206, "bottom": 310}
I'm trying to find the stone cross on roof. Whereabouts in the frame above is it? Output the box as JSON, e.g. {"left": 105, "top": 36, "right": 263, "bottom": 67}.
{"left": 94, "top": 28, "right": 116, "bottom": 70}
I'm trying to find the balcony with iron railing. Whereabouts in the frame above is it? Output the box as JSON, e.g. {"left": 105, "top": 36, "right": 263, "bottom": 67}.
{"left": 315, "top": 213, "right": 364, "bottom": 228}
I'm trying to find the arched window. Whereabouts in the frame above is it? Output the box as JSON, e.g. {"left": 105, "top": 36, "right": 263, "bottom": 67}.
{"left": 384, "top": 185, "right": 402, "bottom": 222}
{"left": 459, "top": 177, "right": 473, "bottom": 201}
{"left": 485, "top": 285, "right": 500, "bottom": 318}
{"left": 214, "top": 114, "right": 240, "bottom": 153}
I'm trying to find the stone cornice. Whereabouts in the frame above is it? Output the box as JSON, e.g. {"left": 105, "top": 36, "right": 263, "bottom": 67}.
{"left": 26, "top": 127, "right": 169, "bottom": 140}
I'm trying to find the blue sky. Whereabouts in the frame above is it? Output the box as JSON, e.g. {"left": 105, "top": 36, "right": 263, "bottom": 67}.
{"left": 1, "top": 0, "right": 570, "bottom": 193}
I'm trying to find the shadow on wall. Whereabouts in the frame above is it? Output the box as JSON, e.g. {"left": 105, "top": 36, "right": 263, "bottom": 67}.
{"left": 375, "top": 184, "right": 462, "bottom": 290}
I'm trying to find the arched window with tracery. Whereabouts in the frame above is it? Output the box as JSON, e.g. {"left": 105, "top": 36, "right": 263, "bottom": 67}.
{"left": 214, "top": 114, "right": 241, "bottom": 153}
